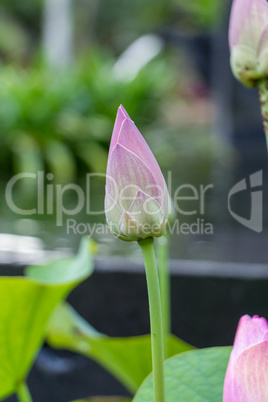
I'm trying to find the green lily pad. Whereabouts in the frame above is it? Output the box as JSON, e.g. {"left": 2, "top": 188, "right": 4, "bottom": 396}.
{"left": 0, "top": 237, "right": 93, "bottom": 400}
{"left": 133, "top": 346, "right": 232, "bottom": 402}
{"left": 47, "top": 302, "right": 193, "bottom": 394}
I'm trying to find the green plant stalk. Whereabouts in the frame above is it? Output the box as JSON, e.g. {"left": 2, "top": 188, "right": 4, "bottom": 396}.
{"left": 258, "top": 79, "right": 268, "bottom": 150}
{"left": 156, "top": 234, "right": 171, "bottom": 359}
{"left": 16, "top": 383, "right": 32, "bottom": 402}
{"left": 138, "top": 237, "right": 165, "bottom": 402}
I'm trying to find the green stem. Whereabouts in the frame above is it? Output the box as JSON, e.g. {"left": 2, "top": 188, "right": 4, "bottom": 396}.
{"left": 156, "top": 234, "right": 171, "bottom": 359}
{"left": 138, "top": 237, "right": 165, "bottom": 402}
{"left": 16, "top": 383, "right": 32, "bottom": 402}
{"left": 258, "top": 80, "right": 268, "bottom": 150}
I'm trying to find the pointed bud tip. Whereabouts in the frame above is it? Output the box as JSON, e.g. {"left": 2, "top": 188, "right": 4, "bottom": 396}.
{"left": 117, "top": 104, "right": 131, "bottom": 120}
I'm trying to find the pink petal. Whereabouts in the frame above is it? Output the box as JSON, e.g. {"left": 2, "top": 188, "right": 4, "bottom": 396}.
{"left": 234, "top": 341, "right": 268, "bottom": 401}
{"left": 108, "top": 105, "right": 131, "bottom": 158}
{"left": 229, "top": 0, "right": 268, "bottom": 48}
{"left": 223, "top": 358, "right": 236, "bottom": 402}
{"left": 117, "top": 118, "right": 165, "bottom": 189}
{"left": 229, "top": 0, "right": 249, "bottom": 47}
{"left": 106, "top": 144, "right": 161, "bottom": 210}
{"left": 232, "top": 315, "right": 268, "bottom": 362}
{"left": 224, "top": 315, "right": 268, "bottom": 401}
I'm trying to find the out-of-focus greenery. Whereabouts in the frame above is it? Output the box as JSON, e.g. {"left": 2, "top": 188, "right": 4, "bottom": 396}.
{"left": 94, "top": 0, "right": 170, "bottom": 50}
{"left": 0, "top": 0, "right": 42, "bottom": 33}
{"left": 0, "top": 0, "right": 224, "bottom": 62}
{"left": 85, "top": 0, "right": 224, "bottom": 50}
{"left": 0, "top": 51, "right": 177, "bottom": 183}
{"left": 0, "top": 15, "right": 30, "bottom": 63}
{"left": 0, "top": 0, "right": 42, "bottom": 63}
{"left": 175, "top": 0, "right": 224, "bottom": 30}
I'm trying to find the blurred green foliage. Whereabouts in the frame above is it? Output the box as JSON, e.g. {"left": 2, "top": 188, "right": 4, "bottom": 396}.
{"left": 86, "top": 0, "right": 224, "bottom": 53}
{"left": 0, "top": 0, "right": 224, "bottom": 62}
{"left": 94, "top": 0, "right": 170, "bottom": 49}
{"left": 0, "top": 51, "right": 177, "bottom": 183}
{"left": 0, "top": 0, "right": 42, "bottom": 33}
{"left": 175, "top": 0, "right": 224, "bottom": 30}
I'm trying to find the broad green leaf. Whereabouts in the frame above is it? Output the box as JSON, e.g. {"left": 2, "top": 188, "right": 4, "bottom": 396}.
{"left": 0, "top": 237, "right": 93, "bottom": 400}
{"left": 47, "top": 303, "right": 193, "bottom": 394}
{"left": 72, "top": 397, "right": 131, "bottom": 402}
{"left": 133, "top": 346, "right": 232, "bottom": 402}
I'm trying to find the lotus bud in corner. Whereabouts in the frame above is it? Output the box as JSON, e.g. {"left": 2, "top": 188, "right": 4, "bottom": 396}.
{"left": 105, "top": 105, "right": 171, "bottom": 241}
{"left": 223, "top": 314, "right": 268, "bottom": 401}
{"left": 229, "top": 0, "right": 268, "bottom": 86}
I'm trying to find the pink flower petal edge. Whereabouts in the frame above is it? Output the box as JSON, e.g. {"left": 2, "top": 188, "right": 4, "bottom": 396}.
{"left": 108, "top": 105, "right": 131, "bottom": 158}
{"left": 223, "top": 315, "right": 268, "bottom": 402}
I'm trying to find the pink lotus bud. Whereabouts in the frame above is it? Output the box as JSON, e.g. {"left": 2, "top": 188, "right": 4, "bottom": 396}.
{"left": 105, "top": 105, "right": 170, "bottom": 241}
{"left": 229, "top": 0, "right": 268, "bottom": 86}
{"left": 223, "top": 314, "right": 268, "bottom": 401}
